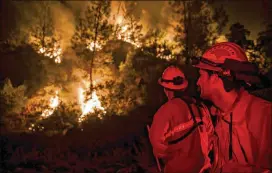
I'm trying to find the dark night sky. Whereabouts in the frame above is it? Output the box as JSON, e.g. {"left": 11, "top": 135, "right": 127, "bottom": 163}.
{"left": 212, "top": 0, "right": 270, "bottom": 39}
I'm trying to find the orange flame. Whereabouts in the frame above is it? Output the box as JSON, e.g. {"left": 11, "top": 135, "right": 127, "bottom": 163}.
{"left": 77, "top": 81, "right": 106, "bottom": 122}
{"left": 38, "top": 43, "right": 62, "bottom": 63}
{"left": 87, "top": 42, "right": 102, "bottom": 51}
{"left": 115, "top": 15, "right": 141, "bottom": 48}
{"left": 41, "top": 90, "right": 60, "bottom": 118}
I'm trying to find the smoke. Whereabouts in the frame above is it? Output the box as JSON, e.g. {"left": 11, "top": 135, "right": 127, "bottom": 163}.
{"left": 12, "top": 1, "right": 76, "bottom": 52}
{"left": 11, "top": 1, "right": 173, "bottom": 52}
{"left": 50, "top": 2, "right": 75, "bottom": 51}
{"left": 138, "top": 9, "right": 152, "bottom": 35}
{"left": 109, "top": 1, "right": 125, "bottom": 24}
{"left": 159, "top": 1, "right": 182, "bottom": 43}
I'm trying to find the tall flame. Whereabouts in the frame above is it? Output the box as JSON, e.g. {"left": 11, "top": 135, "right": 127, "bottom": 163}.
{"left": 41, "top": 90, "right": 60, "bottom": 118}
{"left": 78, "top": 81, "right": 106, "bottom": 122}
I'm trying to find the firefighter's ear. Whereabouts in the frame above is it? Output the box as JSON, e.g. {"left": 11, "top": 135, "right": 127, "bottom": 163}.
{"left": 219, "top": 69, "right": 232, "bottom": 77}
{"left": 222, "top": 69, "right": 231, "bottom": 77}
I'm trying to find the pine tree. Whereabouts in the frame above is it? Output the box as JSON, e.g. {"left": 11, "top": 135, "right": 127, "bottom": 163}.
{"left": 28, "top": 2, "right": 62, "bottom": 63}
{"left": 112, "top": 1, "right": 143, "bottom": 47}
{"left": 141, "top": 29, "right": 174, "bottom": 61}
{"left": 226, "top": 22, "right": 251, "bottom": 49}
{"left": 71, "top": 1, "right": 113, "bottom": 94}
{"left": 226, "top": 23, "right": 271, "bottom": 71}
{"left": 170, "top": 0, "right": 228, "bottom": 64}
{"left": 258, "top": 24, "right": 272, "bottom": 59}
{"left": 256, "top": 24, "right": 272, "bottom": 71}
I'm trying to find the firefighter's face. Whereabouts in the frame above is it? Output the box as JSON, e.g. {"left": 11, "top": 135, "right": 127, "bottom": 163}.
{"left": 197, "top": 69, "right": 220, "bottom": 100}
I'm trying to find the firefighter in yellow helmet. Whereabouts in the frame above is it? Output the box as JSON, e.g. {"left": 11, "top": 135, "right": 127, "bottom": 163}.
{"left": 192, "top": 42, "right": 272, "bottom": 172}
{"left": 149, "top": 66, "right": 214, "bottom": 173}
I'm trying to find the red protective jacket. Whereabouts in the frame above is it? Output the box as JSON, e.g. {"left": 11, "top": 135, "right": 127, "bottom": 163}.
{"left": 211, "top": 89, "right": 272, "bottom": 172}
{"left": 149, "top": 97, "right": 214, "bottom": 173}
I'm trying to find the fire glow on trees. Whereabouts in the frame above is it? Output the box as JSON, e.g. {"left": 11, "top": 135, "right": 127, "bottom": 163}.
{"left": 86, "top": 15, "right": 142, "bottom": 52}
{"left": 87, "top": 42, "right": 103, "bottom": 51}
{"left": 38, "top": 43, "right": 62, "bottom": 63}
{"left": 23, "top": 1, "right": 175, "bottom": 132}
{"left": 27, "top": 77, "right": 107, "bottom": 132}
{"left": 115, "top": 15, "right": 141, "bottom": 48}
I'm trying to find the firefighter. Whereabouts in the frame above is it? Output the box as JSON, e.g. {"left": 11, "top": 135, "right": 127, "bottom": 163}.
{"left": 192, "top": 42, "right": 272, "bottom": 172}
{"left": 149, "top": 66, "right": 214, "bottom": 173}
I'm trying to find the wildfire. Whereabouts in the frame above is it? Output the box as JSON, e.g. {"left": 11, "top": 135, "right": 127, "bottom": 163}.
{"left": 38, "top": 43, "right": 62, "bottom": 63}
{"left": 77, "top": 82, "right": 106, "bottom": 122}
{"left": 41, "top": 90, "right": 60, "bottom": 118}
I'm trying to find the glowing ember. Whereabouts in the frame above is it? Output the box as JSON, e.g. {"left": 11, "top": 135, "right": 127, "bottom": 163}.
{"left": 41, "top": 90, "right": 60, "bottom": 118}
{"left": 28, "top": 123, "right": 44, "bottom": 132}
{"left": 38, "top": 43, "right": 62, "bottom": 64}
{"left": 157, "top": 54, "right": 175, "bottom": 61}
{"left": 55, "top": 57, "right": 61, "bottom": 63}
{"left": 39, "top": 47, "right": 46, "bottom": 53}
{"left": 155, "top": 47, "right": 174, "bottom": 61}
{"left": 78, "top": 86, "right": 106, "bottom": 122}
{"left": 87, "top": 42, "right": 102, "bottom": 51}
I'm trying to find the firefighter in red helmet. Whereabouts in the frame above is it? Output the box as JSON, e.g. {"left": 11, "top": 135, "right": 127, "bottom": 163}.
{"left": 192, "top": 42, "right": 272, "bottom": 172}
{"left": 149, "top": 66, "right": 214, "bottom": 173}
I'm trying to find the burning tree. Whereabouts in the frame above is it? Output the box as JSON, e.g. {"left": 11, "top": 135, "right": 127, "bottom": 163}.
{"left": 112, "top": 1, "right": 143, "bottom": 48}
{"left": 28, "top": 2, "right": 62, "bottom": 64}
{"left": 71, "top": 1, "right": 113, "bottom": 94}
{"left": 141, "top": 29, "right": 175, "bottom": 61}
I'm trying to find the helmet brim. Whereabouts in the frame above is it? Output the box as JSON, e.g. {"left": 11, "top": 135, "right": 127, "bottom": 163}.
{"left": 193, "top": 61, "right": 222, "bottom": 72}
{"left": 158, "top": 78, "right": 188, "bottom": 90}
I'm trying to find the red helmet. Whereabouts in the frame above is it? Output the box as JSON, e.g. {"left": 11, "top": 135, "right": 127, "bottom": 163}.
{"left": 158, "top": 66, "right": 188, "bottom": 90}
{"left": 193, "top": 42, "right": 249, "bottom": 72}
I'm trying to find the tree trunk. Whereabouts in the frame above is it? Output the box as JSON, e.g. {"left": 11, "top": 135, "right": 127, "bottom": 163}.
{"left": 184, "top": 1, "right": 191, "bottom": 65}
{"left": 89, "top": 4, "right": 102, "bottom": 96}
